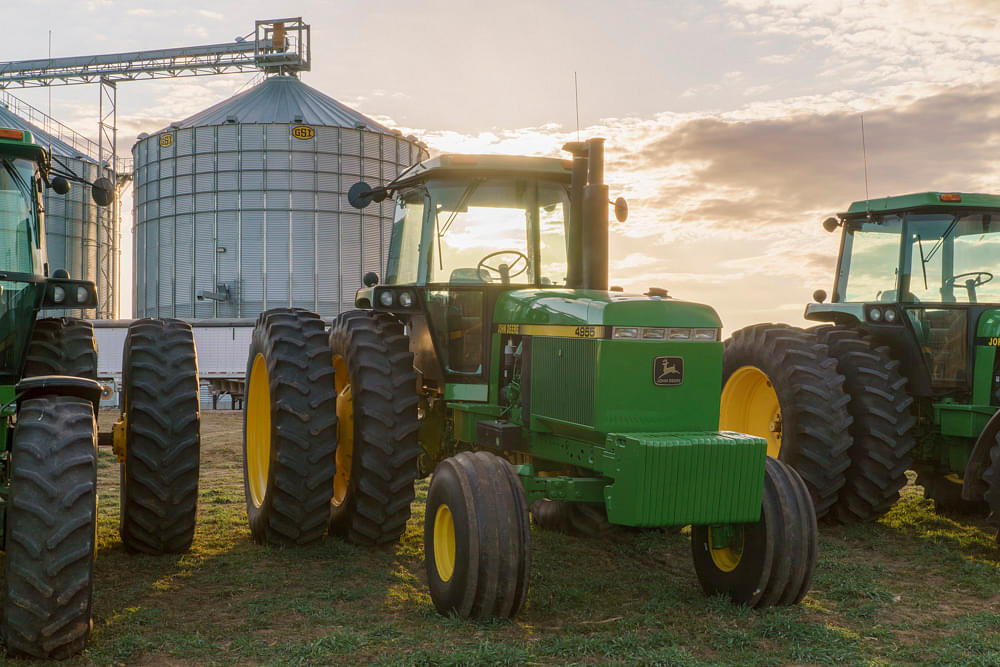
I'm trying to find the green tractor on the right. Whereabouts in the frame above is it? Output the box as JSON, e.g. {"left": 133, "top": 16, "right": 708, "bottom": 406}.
{"left": 721, "top": 192, "right": 1000, "bottom": 537}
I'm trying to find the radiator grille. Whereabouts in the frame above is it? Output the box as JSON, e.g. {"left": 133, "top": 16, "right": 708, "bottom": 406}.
{"left": 530, "top": 337, "right": 596, "bottom": 426}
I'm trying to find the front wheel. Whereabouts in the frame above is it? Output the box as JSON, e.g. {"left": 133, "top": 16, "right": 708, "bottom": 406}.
{"left": 691, "top": 457, "right": 817, "bottom": 608}
{"left": 424, "top": 451, "right": 531, "bottom": 619}
{"left": 3, "top": 396, "right": 97, "bottom": 659}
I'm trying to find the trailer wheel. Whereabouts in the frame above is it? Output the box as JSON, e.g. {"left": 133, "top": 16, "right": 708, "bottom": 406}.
{"left": 721, "top": 324, "right": 852, "bottom": 517}
{"left": 3, "top": 396, "right": 97, "bottom": 659}
{"left": 691, "top": 457, "right": 817, "bottom": 608}
{"left": 983, "top": 436, "right": 1000, "bottom": 544}
{"left": 120, "top": 318, "right": 201, "bottom": 553}
{"left": 327, "top": 311, "right": 419, "bottom": 546}
{"left": 813, "top": 326, "right": 917, "bottom": 522}
{"left": 530, "top": 500, "right": 617, "bottom": 538}
{"left": 23, "top": 317, "right": 97, "bottom": 379}
{"left": 243, "top": 309, "right": 337, "bottom": 546}
{"left": 425, "top": 451, "right": 531, "bottom": 618}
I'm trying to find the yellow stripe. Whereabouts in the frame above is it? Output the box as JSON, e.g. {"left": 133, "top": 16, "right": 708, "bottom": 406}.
{"left": 494, "top": 323, "right": 607, "bottom": 339}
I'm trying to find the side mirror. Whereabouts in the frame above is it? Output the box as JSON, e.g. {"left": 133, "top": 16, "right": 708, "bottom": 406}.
{"left": 813, "top": 289, "right": 827, "bottom": 303}
{"left": 51, "top": 176, "right": 70, "bottom": 195}
{"left": 91, "top": 178, "right": 114, "bottom": 207}
{"left": 822, "top": 217, "right": 840, "bottom": 233}
{"left": 363, "top": 271, "right": 379, "bottom": 287}
{"left": 348, "top": 182, "right": 388, "bottom": 210}
{"left": 613, "top": 197, "right": 628, "bottom": 223}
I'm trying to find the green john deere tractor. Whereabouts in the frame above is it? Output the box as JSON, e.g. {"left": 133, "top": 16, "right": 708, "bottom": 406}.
{"left": 0, "top": 128, "right": 201, "bottom": 659}
{"left": 242, "top": 138, "right": 818, "bottom": 617}
{"left": 721, "top": 192, "right": 1000, "bottom": 535}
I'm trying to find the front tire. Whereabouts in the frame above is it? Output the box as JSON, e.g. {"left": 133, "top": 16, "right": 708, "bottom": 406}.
{"left": 691, "top": 457, "right": 817, "bottom": 608}
{"left": 424, "top": 452, "right": 531, "bottom": 619}
{"left": 120, "top": 319, "right": 201, "bottom": 554}
{"left": 243, "top": 309, "right": 337, "bottom": 546}
{"left": 3, "top": 396, "right": 97, "bottom": 659}
{"left": 721, "top": 324, "right": 852, "bottom": 517}
{"left": 327, "top": 311, "right": 419, "bottom": 546}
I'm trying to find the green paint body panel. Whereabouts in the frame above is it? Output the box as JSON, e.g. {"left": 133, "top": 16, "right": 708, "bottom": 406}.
{"left": 601, "top": 432, "right": 766, "bottom": 526}
{"left": 444, "top": 384, "right": 488, "bottom": 402}
{"left": 932, "top": 403, "right": 995, "bottom": 438}
{"left": 844, "top": 192, "right": 1000, "bottom": 217}
{"left": 494, "top": 289, "right": 722, "bottom": 328}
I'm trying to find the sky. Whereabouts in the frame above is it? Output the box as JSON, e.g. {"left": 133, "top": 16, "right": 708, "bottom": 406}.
{"left": 5, "top": 0, "right": 1000, "bottom": 330}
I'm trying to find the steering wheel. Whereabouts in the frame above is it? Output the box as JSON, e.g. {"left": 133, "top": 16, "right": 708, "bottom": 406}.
{"left": 944, "top": 271, "right": 993, "bottom": 288}
{"left": 477, "top": 250, "right": 529, "bottom": 285}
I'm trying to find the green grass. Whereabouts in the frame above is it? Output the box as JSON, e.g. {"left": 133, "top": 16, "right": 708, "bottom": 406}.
{"left": 3, "top": 417, "right": 999, "bottom": 665}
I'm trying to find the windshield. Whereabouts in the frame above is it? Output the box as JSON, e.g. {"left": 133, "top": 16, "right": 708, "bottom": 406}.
{"left": 385, "top": 177, "right": 570, "bottom": 286}
{"left": 837, "top": 211, "right": 1000, "bottom": 303}
{"left": 0, "top": 158, "right": 41, "bottom": 275}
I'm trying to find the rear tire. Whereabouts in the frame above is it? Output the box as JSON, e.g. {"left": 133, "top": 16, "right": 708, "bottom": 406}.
{"left": 243, "top": 309, "right": 337, "bottom": 546}
{"left": 721, "top": 324, "right": 852, "bottom": 517}
{"left": 691, "top": 457, "right": 817, "bottom": 608}
{"left": 23, "top": 317, "right": 97, "bottom": 379}
{"left": 983, "top": 435, "right": 1000, "bottom": 543}
{"left": 425, "top": 451, "right": 531, "bottom": 619}
{"left": 3, "top": 396, "right": 97, "bottom": 659}
{"left": 120, "top": 318, "right": 201, "bottom": 554}
{"left": 530, "top": 500, "right": 616, "bottom": 538}
{"left": 813, "top": 326, "right": 917, "bottom": 522}
{"left": 327, "top": 311, "right": 420, "bottom": 546}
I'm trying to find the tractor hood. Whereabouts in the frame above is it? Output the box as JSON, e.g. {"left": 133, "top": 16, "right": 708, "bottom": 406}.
{"left": 493, "top": 289, "right": 722, "bottom": 328}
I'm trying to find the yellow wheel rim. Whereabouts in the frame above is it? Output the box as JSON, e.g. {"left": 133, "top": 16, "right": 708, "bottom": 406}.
{"left": 332, "top": 354, "right": 354, "bottom": 507}
{"left": 246, "top": 353, "right": 271, "bottom": 508}
{"left": 720, "top": 366, "right": 783, "bottom": 458}
{"left": 708, "top": 525, "right": 744, "bottom": 572}
{"left": 433, "top": 503, "right": 456, "bottom": 582}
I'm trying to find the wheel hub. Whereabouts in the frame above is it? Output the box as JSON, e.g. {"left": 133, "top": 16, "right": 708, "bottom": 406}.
{"left": 720, "top": 365, "right": 783, "bottom": 458}
{"left": 246, "top": 354, "right": 271, "bottom": 508}
{"left": 433, "top": 503, "right": 456, "bottom": 582}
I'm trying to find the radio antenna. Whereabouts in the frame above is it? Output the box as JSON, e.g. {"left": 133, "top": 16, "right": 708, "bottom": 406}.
{"left": 574, "top": 71, "right": 580, "bottom": 141}
{"left": 861, "top": 114, "right": 871, "bottom": 217}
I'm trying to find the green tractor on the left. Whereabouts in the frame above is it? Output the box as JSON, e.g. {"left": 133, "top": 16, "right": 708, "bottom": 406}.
{"left": 0, "top": 128, "right": 202, "bottom": 659}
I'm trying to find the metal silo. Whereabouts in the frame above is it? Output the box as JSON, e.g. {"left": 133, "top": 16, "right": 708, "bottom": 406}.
{"left": 0, "top": 102, "right": 117, "bottom": 318}
{"left": 131, "top": 75, "right": 428, "bottom": 319}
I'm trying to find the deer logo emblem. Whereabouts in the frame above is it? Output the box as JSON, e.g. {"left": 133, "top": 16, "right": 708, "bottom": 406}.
{"left": 653, "top": 356, "right": 684, "bottom": 386}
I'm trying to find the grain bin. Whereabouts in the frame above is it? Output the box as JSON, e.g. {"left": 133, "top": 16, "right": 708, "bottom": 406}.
{"left": 0, "top": 103, "right": 117, "bottom": 317}
{"left": 131, "top": 75, "right": 428, "bottom": 319}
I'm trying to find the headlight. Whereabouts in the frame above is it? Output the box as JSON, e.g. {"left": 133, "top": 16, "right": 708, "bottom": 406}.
{"left": 52, "top": 286, "right": 66, "bottom": 304}
{"left": 398, "top": 291, "right": 413, "bottom": 307}
{"left": 884, "top": 308, "right": 897, "bottom": 323}
{"left": 668, "top": 328, "right": 691, "bottom": 340}
{"left": 613, "top": 327, "right": 639, "bottom": 339}
{"left": 693, "top": 328, "right": 718, "bottom": 340}
{"left": 378, "top": 291, "right": 394, "bottom": 307}
{"left": 868, "top": 307, "right": 882, "bottom": 322}
{"left": 76, "top": 286, "right": 90, "bottom": 304}
{"left": 642, "top": 327, "right": 666, "bottom": 340}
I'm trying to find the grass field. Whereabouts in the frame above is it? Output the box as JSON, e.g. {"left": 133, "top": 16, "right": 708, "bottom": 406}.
{"left": 4, "top": 410, "right": 999, "bottom": 666}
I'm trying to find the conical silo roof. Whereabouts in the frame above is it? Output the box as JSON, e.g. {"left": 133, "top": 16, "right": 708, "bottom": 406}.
{"left": 164, "top": 75, "right": 394, "bottom": 133}
{"left": 0, "top": 104, "right": 98, "bottom": 161}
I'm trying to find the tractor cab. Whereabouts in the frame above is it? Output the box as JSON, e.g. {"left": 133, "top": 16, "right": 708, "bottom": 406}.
{"left": 0, "top": 129, "right": 98, "bottom": 384}
{"left": 354, "top": 154, "right": 574, "bottom": 386}
{"left": 808, "top": 192, "right": 1000, "bottom": 397}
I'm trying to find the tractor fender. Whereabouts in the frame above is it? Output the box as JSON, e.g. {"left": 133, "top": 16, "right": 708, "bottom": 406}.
{"left": 962, "top": 406, "right": 1000, "bottom": 501}
{"left": 15, "top": 375, "right": 102, "bottom": 412}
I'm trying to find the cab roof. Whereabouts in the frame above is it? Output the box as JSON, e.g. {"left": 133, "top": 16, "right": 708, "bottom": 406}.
{"left": 844, "top": 192, "right": 1000, "bottom": 218}
{"left": 0, "top": 127, "right": 46, "bottom": 162}
{"left": 391, "top": 153, "right": 572, "bottom": 188}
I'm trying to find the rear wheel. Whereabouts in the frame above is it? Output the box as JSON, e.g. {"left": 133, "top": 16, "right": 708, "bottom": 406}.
{"left": 813, "top": 326, "right": 917, "bottom": 522}
{"left": 327, "top": 311, "right": 420, "bottom": 546}
{"left": 3, "top": 396, "right": 97, "bottom": 659}
{"left": 23, "top": 317, "right": 97, "bottom": 379}
{"left": 691, "top": 457, "right": 817, "bottom": 607}
{"left": 721, "top": 324, "right": 852, "bottom": 517}
{"left": 243, "top": 309, "right": 337, "bottom": 546}
{"left": 983, "top": 435, "right": 1000, "bottom": 543}
{"left": 530, "top": 500, "right": 617, "bottom": 538}
{"left": 425, "top": 451, "right": 531, "bottom": 618}
{"left": 120, "top": 319, "right": 201, "bottom": 553}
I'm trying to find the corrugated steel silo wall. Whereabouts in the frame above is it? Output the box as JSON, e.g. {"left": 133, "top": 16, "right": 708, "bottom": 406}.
{"left": 133, "top": 123, "right": 426, "bottom": 318}
{"left": 43, "top": 158, "right": 116, "bottom": 318}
